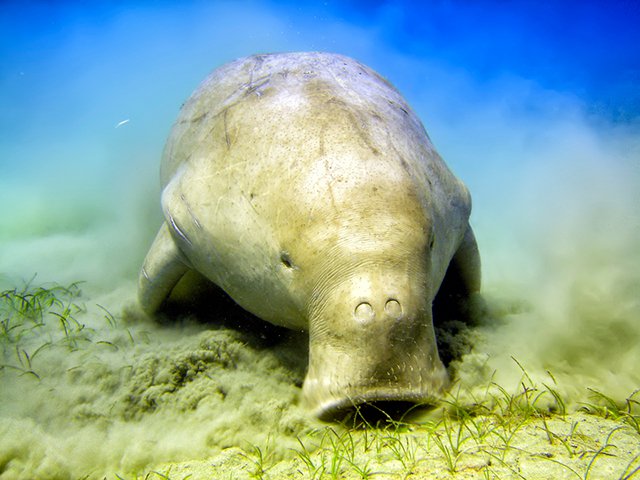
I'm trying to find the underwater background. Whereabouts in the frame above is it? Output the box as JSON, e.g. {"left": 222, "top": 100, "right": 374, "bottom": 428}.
{"left": 1, "top": 1, "right": 639, "bottom": 478}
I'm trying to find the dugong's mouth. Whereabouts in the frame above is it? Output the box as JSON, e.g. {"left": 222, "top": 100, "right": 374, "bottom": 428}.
{"left": 312, "top": 390, "right": 440, "bottom": 422}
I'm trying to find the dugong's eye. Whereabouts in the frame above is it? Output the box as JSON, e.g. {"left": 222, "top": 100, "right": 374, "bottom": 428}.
{"left": 280, "top": 251, "right": 295, "bottom": 270}
{"left": 429, "top": 231, "right": 436, "bottom": 250}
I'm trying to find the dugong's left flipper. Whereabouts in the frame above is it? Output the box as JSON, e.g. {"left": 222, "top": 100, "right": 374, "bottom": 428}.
{"left": 450, "top": 225, "right": 481, "bottom": 295}
{"left": 138, "top": 223, "right": 190, "bottom": 315}
{"left": 434, "top": 225, "right": 481, "bottom": 317}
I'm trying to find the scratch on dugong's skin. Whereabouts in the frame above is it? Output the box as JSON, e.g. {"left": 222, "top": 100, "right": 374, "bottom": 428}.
{"left": 167, "top": 213, "right": 192, "bottom": 247}
{"left": 180, "top": 194, "right": 202, "bottom": 229}
{"left": 244, "top": 74, "right": 272, "bottom": 97}
{"left": 139, "top": 52, "right": 480, "bottom": 421}
{"left": 325, "top": 97, "right": 380, "bottom": 157}
{"left": 317, "top": 122, "right": 339, "bottom": 214}
{"left": 223, "top": 108, "right": 231, "bottom": 149}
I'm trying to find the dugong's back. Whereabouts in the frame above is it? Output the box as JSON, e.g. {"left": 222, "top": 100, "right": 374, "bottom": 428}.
{"left": 162, "top": 52, "right": 451, "bottom": 191}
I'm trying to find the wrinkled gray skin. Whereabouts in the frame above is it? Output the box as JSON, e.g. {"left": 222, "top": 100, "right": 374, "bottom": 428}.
{"left": 139, "top": 52, "right": 481, "bottom": 420}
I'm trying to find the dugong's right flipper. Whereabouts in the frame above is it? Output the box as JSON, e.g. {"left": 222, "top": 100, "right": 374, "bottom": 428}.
{"left": 138, "top": 223, "right": 190, "bottom": 315}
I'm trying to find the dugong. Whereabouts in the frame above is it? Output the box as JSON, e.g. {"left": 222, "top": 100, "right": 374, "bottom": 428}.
{"left": 139, "top": 52, "right": 481, "bottom": 420}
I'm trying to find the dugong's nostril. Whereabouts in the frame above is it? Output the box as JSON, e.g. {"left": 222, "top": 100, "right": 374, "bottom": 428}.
{"left": 354, "top": 302, "right": 375, "bottom": 323}
{"left": 385, "top": 299, "right": 402, "bottom": 318}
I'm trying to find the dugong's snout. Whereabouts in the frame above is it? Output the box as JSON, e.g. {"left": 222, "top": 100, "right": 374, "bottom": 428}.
{"left": 302, "top": 274, "right": 449, "bottom": 421}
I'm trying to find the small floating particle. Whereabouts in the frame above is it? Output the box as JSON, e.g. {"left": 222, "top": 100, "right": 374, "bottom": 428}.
{"left": 115, "top": 119, "right": 130, "bottom": 128}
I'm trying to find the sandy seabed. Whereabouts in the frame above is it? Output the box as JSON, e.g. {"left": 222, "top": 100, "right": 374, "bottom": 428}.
{"left": 0, "top": 277, "right": 638, "bottom": 480}
{"left": 160, "top": 413, "right": 640, "bottom": 479}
